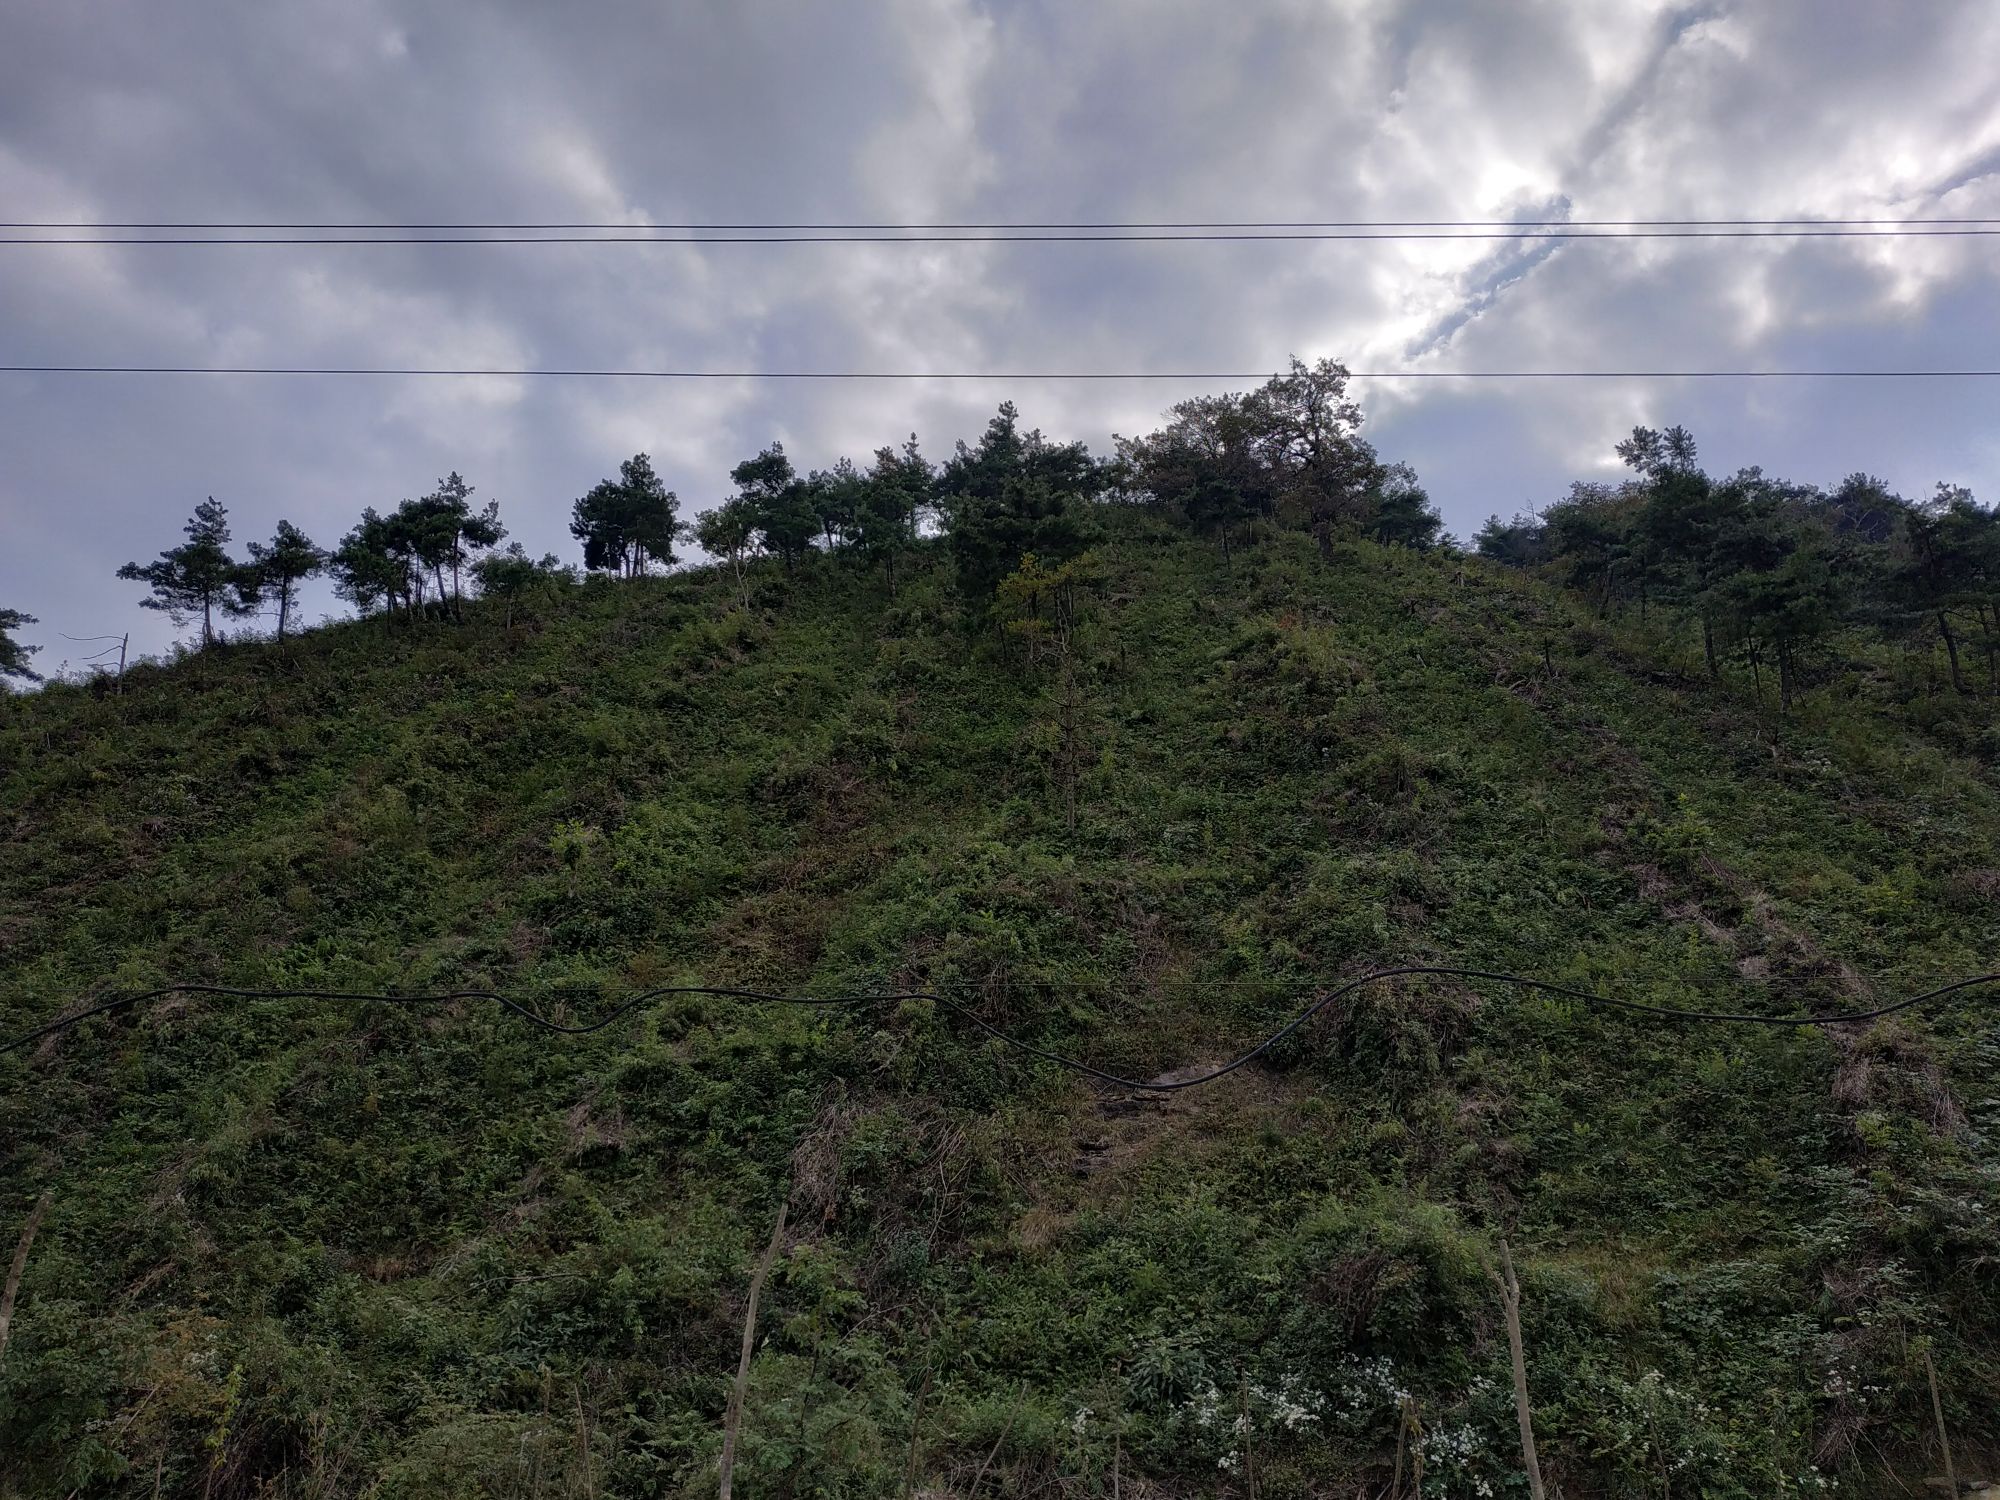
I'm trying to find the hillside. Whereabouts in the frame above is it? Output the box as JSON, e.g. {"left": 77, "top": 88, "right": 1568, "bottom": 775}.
{"left": 3, "top": 513, "right": 1997, "bottom": 1497}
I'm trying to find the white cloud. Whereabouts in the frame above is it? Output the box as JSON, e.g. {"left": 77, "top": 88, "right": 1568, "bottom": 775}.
{"left": 1, "top": 0, "right": 1997, "bottom": 663}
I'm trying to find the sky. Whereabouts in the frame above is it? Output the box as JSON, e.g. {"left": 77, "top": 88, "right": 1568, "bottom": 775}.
{"left": 3, "top": 0, "right": 1999, "bottom": 673}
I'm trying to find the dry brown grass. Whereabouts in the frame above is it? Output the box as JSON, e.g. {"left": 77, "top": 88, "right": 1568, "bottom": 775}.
{"left": 1829, "top": 1021, "right": 1967, "bottom": 1137}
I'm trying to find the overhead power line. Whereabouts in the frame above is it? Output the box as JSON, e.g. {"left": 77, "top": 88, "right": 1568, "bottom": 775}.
{"left": 4, "top": 365, "right": 1998, "bottom": 382}
{"left": 5, "top": 968, "right": 1994, "bottom": 1087}
{"left": 6, "top": 226, "right": 2000, "bottom": 245}
{"left": 6, "top": 216, "right": 1999, "bottom": 231}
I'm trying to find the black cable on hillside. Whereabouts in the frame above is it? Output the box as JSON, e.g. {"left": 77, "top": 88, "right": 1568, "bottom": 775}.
{"left": 5, "top": 968, "right": 1995, "bottom": 1091}
{"left": 5, "top": 366, "right": 1999, "bottom": 382}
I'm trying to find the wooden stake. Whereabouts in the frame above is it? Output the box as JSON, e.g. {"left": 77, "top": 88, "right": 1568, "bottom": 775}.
{"left": 1923, "top": 1345, "right": 1955, "bottom": 1498}
{"left": 0, "top": 1193, "right": 51, "bottom": 1373}
{"left": 901, "top": 1363, "right": 933, "bottom": 1498}
{"left": 1240, "top": 1373, "right": 1256, "bottom": 1499}
{"left": 1409, "top": 1395, "right": 1425, "bottom": 1498}
{"left": 719, "top": 1197, "right": 788, "bottom": 1500}
{"left": 1391, "top": 1394, "right": 1410, "bottom": 1499}
{"left": 576, "top": 1381, "right": 596, "bottom": 1500}
{"left": 968, "top": 1385, "right": 1024, "bottom": 1496}
{"left": 1496, "top": 1240, "right": 1547, "bottom": 1500}
{"left": 1109, "top": 1361, "right": 1122, "bottom": 1500}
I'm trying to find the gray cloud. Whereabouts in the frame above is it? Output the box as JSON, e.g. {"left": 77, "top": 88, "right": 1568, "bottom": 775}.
{"left": 2, "top": 0, "right": 1998, "bottom": 669}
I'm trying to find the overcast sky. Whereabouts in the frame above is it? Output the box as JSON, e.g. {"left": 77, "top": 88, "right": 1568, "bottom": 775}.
{"left": 4, "top": 0, "right": 1999, "bottom": 672}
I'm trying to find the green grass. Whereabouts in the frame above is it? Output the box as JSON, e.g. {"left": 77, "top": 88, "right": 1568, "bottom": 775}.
{"left": 3, "top": 513, "right": 1996, "bottom": 1496}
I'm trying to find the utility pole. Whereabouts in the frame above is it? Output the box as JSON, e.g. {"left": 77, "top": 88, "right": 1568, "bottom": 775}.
{"left": 62, "top": 631, "right": 128, "bottom": 693}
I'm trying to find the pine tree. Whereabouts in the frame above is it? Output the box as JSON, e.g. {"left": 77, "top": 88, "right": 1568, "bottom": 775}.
{"left": 1115, "top": 392, "right": 1267, "bottom": 559}
{"left": 805, "top": 458, "right": 866, "bottom": 550}
{"left": 1367, "top": 462, "right": 1442, "bottom": 550}
{"left": 856, "top": 440, "right": 931, "bottom": 593}
{"left": 730, "top": 444, "right": 817, "bottom": 572}
{"left": 331, "top": 507, "right": 419, "bottom": 619}
{"left": 1245, "top": 357, "right": 1376, "bottom": 557}
{"left": 397, "top": 474, "right": 506, "bottom": 612}
{"left": 1622, "top": 425, "right": 1736, "bottom": 673}
{"left": 0, "top": 608, "right": 40, "bottom": 684}
{"left": 1474, "top": 513, "right": 1550, "bottom": 567}
{"left": 693, "top": 498, "right": 763, "bottom": 609}
{"left": 116, "top": 497, "right": 258, "bottom": 647}
{"left": 471, "top": 544, "right": 575, "bottom": 626}
{"left": 246, "top": 520, "right": 326, "bottom": 641}
{"left": 1708, "top": 478, "right": 1846, "bottom": 712}
{"left": 571, "top": 454, "right": 680, "bottom": 577}
{"left": 939, "top": 403, "right": 1102, "bottom": 600}
{"left": 1896, "top": 481, "right": 1998, "bottom": 692}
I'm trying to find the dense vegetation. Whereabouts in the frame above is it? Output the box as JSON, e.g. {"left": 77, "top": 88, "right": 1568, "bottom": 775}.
{"left": 1477, "top": 425, "right": 2000, "bottom": 716}
{"left": 3, "top": 366, "right": 1998, "bottom": 1496}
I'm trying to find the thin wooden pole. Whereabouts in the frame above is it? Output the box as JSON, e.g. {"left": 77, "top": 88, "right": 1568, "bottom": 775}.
{"left": 901, "top": 1363, "right": 933, "bottom": 1498}
{"left": 1409, "top": 1396, "right": 1425, "bottom": 1498}
{"left": 0, "top": 1193, "right": 51, "bottom": 1372}
{"left": 1109, "top": 1361, "right": 1122, "bottom": 1500}
{"left": 719, "top": 1198, "right": 788, "bottom": 1500}
{"left": 1240, "top": 1373, "right": 1256, "bottom": 1499}
{"left": 1923, "top": 1346, "right": 1955, "bottom": 1498}
{"left": 1390, "top": 1394, "right": 1410, "bottom": 1498}
{"left": 1496, "top": 1240, "right": 1547, "bottom": 1500}
{"left": 576, "top": 1381, "right": 597, "bottom": 1500}
{"left": 968, "top": 1385, "right": 1024, "bottom": 1495}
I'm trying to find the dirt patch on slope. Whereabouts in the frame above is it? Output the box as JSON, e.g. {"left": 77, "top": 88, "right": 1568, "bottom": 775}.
{"left": 1010, "top": 1061, "right": 1331, "bottom": 1249}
